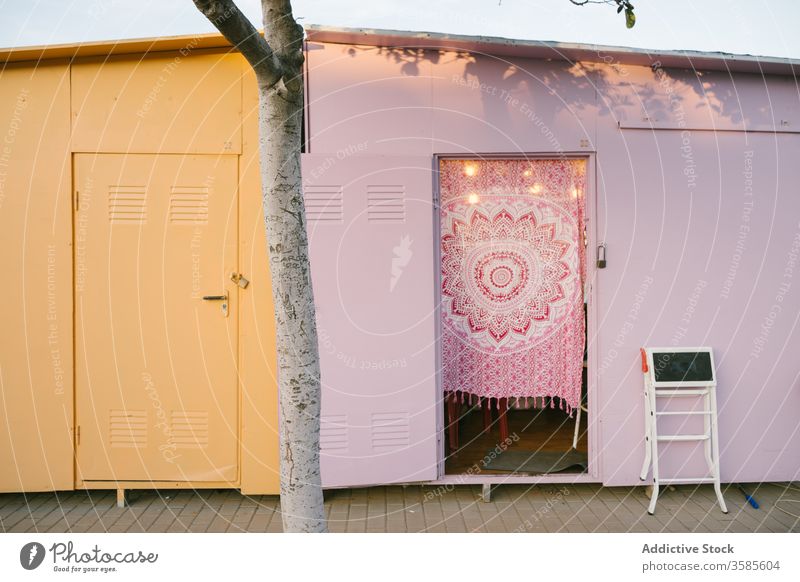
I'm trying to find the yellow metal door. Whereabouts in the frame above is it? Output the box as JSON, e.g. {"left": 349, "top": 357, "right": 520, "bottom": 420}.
{"left": 75, "top": 154, "right": 238, "bottom": 484}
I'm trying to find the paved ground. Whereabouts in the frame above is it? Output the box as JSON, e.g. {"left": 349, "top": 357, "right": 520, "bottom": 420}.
{"left": 1, "top": 483, "right": 798, "bottom": 533}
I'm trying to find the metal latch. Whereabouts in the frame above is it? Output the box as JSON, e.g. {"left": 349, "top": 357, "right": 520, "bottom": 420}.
{"left": 597, "top": 243, "right": 607, "bottom": 269}
{"left": 202, "top": 291, "right": 229, "bottom": 317}
{"left": 230, "top": 272, "right": 250, "bottom": 289}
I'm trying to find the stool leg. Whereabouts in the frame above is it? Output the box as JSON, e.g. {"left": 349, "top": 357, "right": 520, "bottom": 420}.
{"left": 481, "top": 483, "right": 492, "bottom": 503}
{"left": 640, "top": 379, "right": 653, "bottom": 481}
{"left": 447, "top": 392, "right": 459, "bottom": 451}
{"left": 647, "top": 388, "right": 660, "bottom": 515}
{"left": 498, "top": 398, "right": 509, "bottom": 443}
{"left": 482, "top": 398, "right": 492, "bottom": 434}
{"left": 572, "top": 405, "right": 582, "bottom": 450}
{"left": 709, "top": 387, "right": 728, "bottom": 514}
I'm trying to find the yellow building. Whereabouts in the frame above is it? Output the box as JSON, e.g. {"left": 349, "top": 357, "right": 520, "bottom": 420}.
{"left": 0, "top": 33, "right": 280, "bottom": 495}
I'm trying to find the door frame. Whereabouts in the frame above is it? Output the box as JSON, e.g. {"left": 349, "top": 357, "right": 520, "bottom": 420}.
{"left": 431, "top": 152, "right": 601, "bottom": 484}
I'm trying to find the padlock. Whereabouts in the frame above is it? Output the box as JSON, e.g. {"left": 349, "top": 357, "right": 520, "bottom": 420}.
{"left": 230, "top": 272, "right": 250, "bottom": 289}
{"left": 597, "top": 244, "right": 607, "bottom": 269}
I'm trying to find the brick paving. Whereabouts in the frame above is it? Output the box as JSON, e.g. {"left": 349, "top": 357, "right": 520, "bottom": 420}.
{"left": 1, "top": 483, "right": 798, "bottom": 533}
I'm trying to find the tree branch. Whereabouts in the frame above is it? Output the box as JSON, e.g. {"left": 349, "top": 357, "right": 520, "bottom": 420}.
{"left": 567, "top": 0, "right": 636, "bottom": 28}
{"left": 262, "top": 0, "right": 305, "bottom": 93}
{"left": 193, "top": 0, "right": 283, "bottom": 88}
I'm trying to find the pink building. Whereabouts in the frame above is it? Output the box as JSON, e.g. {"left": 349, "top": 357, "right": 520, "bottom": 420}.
{"left": 302, "top": 26, "right": 800, "bottom": 490}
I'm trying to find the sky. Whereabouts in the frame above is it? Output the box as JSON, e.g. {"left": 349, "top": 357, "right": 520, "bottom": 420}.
{"left": 1, "top": 0, "right": 799, "bottom": 60}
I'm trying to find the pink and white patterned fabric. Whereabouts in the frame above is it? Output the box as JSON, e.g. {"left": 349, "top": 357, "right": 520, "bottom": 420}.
{"left": 440, "top": 159, "right": 586, "bottom": 413}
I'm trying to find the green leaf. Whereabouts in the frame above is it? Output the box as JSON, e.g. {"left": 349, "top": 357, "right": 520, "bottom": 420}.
{"left": 625, "top": 8, "right": 636, "bottom": 28}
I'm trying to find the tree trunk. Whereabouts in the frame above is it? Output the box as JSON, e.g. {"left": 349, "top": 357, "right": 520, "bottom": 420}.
{"left": 192, "top": 0, "right": 326, "bottom": 534}
{"left": 259, "top": 75, "right": 326, "bottom": 532}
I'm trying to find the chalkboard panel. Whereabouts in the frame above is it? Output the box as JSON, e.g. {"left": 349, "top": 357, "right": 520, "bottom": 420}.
{"left": 651, "top": 351, "right": 713, "bottom": 383}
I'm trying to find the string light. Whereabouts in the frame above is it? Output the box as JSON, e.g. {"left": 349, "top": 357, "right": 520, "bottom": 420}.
{"left": 468, "top": 192, "right": 480, "bottom": 204}
{"left": 464, "top": 163, "right": 477, "bottom": 177}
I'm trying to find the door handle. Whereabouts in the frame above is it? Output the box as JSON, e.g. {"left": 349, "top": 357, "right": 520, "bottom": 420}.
{"left": 596, "top": 243, "right": 607, "bottom": 269}
{"left": 202, "top": 292, "right": 229, "bottom": 317}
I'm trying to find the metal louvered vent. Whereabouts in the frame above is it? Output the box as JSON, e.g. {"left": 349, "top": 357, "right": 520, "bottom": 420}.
{"left": 367, "top": 185, "right": 405, "bottom": 223}
{"left": 304, "top": 185, "right": 343, "bottom": 223}
{"left": 170, "top": 411, "right": 209, "bottom": 449}
{"left": 109, "top": 410, "right": 147, "bottom": 448}
{"left": 371, "top": 412, "right": 410, "bottom": 451}
{"left": 169, "top": 186, "right": 209, "bottom": 224}
{"left": 108, "top": 186, "right": 146, "bottom": 224}
{"left": 320, "top": 414, "right": 348, "bottom": 451}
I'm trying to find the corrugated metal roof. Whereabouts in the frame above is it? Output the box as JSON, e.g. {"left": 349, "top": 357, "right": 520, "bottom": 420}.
{"left": 0, "top": 32, "right": 231, "bottom": 64}
{"left": 305, "top": 25, "right": 800, "bottom": 76}
{"left": 1, "top": 25, "right": 798, "bottom": 76}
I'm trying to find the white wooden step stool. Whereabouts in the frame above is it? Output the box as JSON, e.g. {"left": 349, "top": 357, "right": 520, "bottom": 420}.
{"left": 639, "top": 347, "right": 727, "bottom": 515}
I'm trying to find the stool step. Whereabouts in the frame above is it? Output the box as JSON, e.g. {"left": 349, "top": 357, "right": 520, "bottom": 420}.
{"left": 660, "top": 478, "right": 715, "bottom": 484}
{"left": 655, "top": 389, "right": 710, "bottom": 397}
{"left": 656, "top": 411, "right": 712, "bottom": 416}
{"left": 657, "top": 434, "right": 709, "bottom": 442}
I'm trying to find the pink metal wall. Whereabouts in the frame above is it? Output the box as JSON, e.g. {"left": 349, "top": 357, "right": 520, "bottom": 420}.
{"left": 305, "top": 41, "right": 800, "bottom": 486}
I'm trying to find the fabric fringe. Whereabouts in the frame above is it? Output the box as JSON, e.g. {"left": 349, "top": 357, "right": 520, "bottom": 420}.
{"left": 446, "top": 389, "right": 579, "bottom": 417}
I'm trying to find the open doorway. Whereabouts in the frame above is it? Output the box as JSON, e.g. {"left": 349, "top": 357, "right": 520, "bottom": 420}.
{"left": 438, "top": 157, "right": 590, "bottom": 477}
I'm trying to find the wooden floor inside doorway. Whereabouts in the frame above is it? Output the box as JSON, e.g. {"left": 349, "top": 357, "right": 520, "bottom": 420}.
{"left": 445, "top": 405, "right": 588, "bottom": 475}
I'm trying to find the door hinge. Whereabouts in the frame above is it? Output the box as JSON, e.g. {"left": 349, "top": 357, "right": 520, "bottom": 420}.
{"left": 73, "top": 190, "right": 80, "bottom": 212}
{"left": 75, "top": 425, "right": 80, "bottom": 445}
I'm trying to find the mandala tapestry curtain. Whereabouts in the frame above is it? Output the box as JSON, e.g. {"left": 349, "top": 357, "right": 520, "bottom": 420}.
{"left": 440, "top": 159, "right": 587, "bottom": 414}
